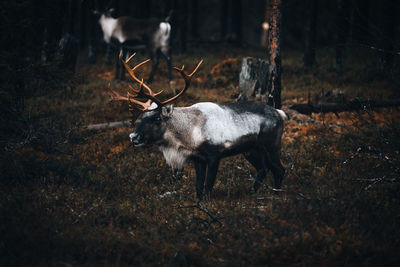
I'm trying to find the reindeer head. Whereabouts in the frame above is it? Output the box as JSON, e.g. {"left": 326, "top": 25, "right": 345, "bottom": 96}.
{"left": 128, "top": 105, "right": 174, "bottom": 147}
{"left": 110, "top": 52, "right": 202, "bottom": 147}
{"left": 93, "top": 0, "right": 117, "bottom": 18}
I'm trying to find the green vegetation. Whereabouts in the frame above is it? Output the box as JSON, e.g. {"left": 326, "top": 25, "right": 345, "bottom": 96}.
{"left": 1, "top": 45, "right": 400, "bottom": 266}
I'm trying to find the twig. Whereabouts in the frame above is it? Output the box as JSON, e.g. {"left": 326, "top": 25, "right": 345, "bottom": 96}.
{"left": 177, "top": 203, "right": 223, "bottom": 227}
{"left": 254, "top": 179, "right": 311, "bottom": 200}
{"left": 350, "top": 177, "right": 399, "bottom": 183}
{"left": 343, "top": 146, "right": 400, "bottom": 174}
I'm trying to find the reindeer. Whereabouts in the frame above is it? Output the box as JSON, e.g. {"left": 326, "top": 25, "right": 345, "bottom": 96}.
{"left": 94, "top": 3, "right": 172, "bottom": 83}
{"left": 110, "top": 53, "right": 287, "bottom": 200}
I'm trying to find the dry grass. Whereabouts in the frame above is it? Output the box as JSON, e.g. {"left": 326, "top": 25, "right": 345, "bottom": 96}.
{"left": 1, "top": 45, "right": 400, "bottom": 266}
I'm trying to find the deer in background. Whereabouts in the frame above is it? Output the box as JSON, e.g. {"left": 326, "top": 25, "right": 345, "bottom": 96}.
{"left": 94, "top": 2, "right": 172, "bottom": 83}
{"left": 110, "top": 53, "right": 288, "bottom": 200}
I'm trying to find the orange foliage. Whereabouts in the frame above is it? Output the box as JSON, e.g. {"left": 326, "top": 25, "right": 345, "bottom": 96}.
{"left": 210, "top": 58, "right": 240, "bottom": 76}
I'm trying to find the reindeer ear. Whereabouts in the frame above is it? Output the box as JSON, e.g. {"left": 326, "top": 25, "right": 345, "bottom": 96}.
{"left": 161, "top": 105, "right": 174, "bottom": 118}
{"left": 108, "top": 8, "right": 117, "bottom": 17}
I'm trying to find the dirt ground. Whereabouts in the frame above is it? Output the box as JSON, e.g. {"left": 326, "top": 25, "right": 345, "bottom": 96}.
{"left": 1, "top": 45, "right": 400, "bottom": 266}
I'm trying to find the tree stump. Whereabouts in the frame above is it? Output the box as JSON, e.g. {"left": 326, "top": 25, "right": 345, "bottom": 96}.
{"left": 58, "top": 33, "right": 79, "bottom": 72}
{"left": 238, "top": 57, "right": 269, "bottom": 102}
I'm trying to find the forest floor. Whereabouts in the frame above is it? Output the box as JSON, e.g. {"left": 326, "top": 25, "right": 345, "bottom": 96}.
{"left": 1, "top": 44, "right": 400, "bottom": 266}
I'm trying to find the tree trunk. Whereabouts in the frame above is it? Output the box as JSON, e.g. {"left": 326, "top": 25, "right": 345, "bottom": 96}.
{"left": 261, "top": 0, "right": 270, "bottom": 47}
{"left": 302, "top": 0, "right": 318, "bottom": 68}
{"left": 335, "top": 0, "right": 350, "bottom": 74}
{"left": 87, "top": 0, "right": 97, "bottom": 64}
{"left": 378, "top": 0, "right": 398, "bottom": 73}
{"left": 40, "top": 0, "right": 63, "bottom": 63}
{"left": 121, "top": 0, "right": 131, "bottom": 16}
{"left": 220, "top": 0, "right": 229, "bottom": 40}
{"left": 267, "top": 0, "right": 282, "bottom": 109}
{"left": 232, "top": 0, "right": 242, "bottom": 45}
{"left": 65, "top": 0, "right": 76, "bottom": 35}
{"left": 58, "top": 0, "right": 79, "bottom": 73}
{"left": 191, "top": 0, "right": 199, "bottom": 40}
{"left": 133, "top": 0, "right": 151, "bottom": 18}
{"left": 352, "top": 0, "right": 370, "bottom": 44}
{"left": 80, "top": 0, "right": 87, "bottom": 48}
{"left": 178, "top": 0, "right": 187, "bottom": 53}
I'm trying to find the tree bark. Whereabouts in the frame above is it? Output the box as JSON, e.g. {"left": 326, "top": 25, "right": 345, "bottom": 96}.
{"left": 267, "top": 0, "right": 282, "bottom": 109}
{"left": 120, "top": 0, "right": 131, "bottom": 16}
{"left": 232, "top": 0, "right": 242, "bottom": 45}
{"left": 302, "top": 0, "right": 318, "bottom": 68}
{"left": 80, "top": 0, "right": 88, "bottom": 48}
{"left": 87, "top": 0, "right": 97, "bottom": 64}
{"left": 261, "top": 0, "right": 270, "bottom": 47}
{"left": 352, "top": 0, "right": 370, "bottom": 44}
{"left": 58, "top": 0, "right": 79, "bottom": 73}
{"left": 335, "top": 0, "right": 350, "bottom": 74}
{"left": 178, "top": 0, "right": 187, "bottom": 53}
{"left": 378, "top": 0, "right": 398, "bottom": 73}
{"left": 220, "top": 0, "right": 229, "bottom": 40}
{"left": 191, "top": 0, "right": 199, "bottom": 40}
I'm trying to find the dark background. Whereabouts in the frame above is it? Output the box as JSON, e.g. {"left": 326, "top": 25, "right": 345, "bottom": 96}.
{"left": 2, "top": 0, "right": 399, "bottom": 59}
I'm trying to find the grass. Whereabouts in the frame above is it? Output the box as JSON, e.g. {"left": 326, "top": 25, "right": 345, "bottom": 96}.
{"left": 1, "top": 44, "right": 400, "bottom": 266}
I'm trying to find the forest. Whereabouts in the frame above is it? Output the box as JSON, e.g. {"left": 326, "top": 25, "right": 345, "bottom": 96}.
{"left": 1, "top": 0, "right": 400, "bottom": 266}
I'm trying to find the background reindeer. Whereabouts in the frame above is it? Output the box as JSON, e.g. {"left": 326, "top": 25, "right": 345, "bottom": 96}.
{"left": 94, "top": 2, "right": 172, "bottom": 83}
{"left": 110, "top": 54, "right": 288, "bottom": 200}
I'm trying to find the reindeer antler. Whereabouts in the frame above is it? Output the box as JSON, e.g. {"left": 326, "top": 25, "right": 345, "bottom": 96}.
{"left": 109, "top": 82, "right": 153, "bottom": 112}
{"left": 110, "top": 52, "right": 203, "bottom": 116}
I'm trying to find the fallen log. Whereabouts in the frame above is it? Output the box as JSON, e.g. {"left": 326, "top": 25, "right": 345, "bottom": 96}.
{"left": 86, "top": 120, "right": 131, "bottom": 130}
{"left": 289, "top": 99, "right": 400, "bottom": 115}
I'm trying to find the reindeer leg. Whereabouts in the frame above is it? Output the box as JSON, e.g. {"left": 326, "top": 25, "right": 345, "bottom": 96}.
{"left": 244, "top": 150, "right": 268, "bottom": 194}
{"left": 204, "top": 158, "right": 220, "bottom": 200}
{"left": 175, "top": 168, "right": 184, "bottom": 181}
{"left": 115, "top": 47, "right": 123, "bottom": 80}
{"left": 257, "top": 123, "right": 284, "bottom": 191}
{"left": 169, "top": 168, "right": 184, "bottom": 184}
{"left": 105, "top": 44, "right": 113, "bottom": 65}
{"left": 264, "top": 148, "right": 285, "bottom": 190}
{"left": 194, "top": 160, "right": 207, "bottom": 200}
{"left": 166, "top": 54, "right": 172, "bottom": 82}
{"left": 147, "top": 49, "right": 160, "bottom": 84}
{"left": 160, "top": 47, "right": 173, "bottom": 82}
{"left": 120, "top": 47, "right": 127, "bottom": 81}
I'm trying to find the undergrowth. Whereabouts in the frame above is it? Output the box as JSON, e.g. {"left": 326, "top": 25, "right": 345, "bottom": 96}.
{"left": 1, "top": 45, "right": 400, "bottom": 266}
